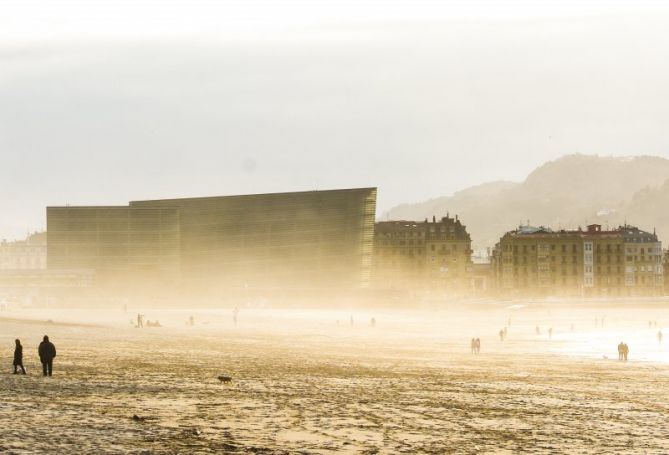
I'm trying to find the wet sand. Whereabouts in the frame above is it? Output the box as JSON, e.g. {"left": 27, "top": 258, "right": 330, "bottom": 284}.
{"left": 1, "top": 306, "right": 668, "bottom": 454}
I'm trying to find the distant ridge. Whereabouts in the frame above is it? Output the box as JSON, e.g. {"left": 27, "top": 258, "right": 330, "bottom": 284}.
{"left": 384, "top": 154, "right": 669, "bottom": 249}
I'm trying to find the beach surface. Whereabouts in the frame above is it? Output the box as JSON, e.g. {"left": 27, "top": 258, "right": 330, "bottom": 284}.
{"left": 1, "top": 304, "right": 668, "bottom": 454}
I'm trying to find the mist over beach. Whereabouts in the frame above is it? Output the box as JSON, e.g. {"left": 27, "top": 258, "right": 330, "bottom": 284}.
{"left": 3, "top": 0, "right": 669, "bottom": 453}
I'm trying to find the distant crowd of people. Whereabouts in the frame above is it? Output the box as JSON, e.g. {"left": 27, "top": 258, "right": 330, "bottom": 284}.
{"left": 11, "top": 335, "right": 56, "bottom": 376}
{"left": 468, "top": 316, "right": 668, "bottom": 361}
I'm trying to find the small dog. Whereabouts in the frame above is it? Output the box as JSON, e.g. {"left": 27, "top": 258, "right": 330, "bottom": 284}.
{"left": 218, "top": 375, "right": 232, "bottom": 384}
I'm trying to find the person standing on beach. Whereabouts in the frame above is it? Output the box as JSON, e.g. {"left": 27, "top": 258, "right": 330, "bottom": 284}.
{"left": 470, "top": 338, "right": 476, "bottom": 354}
{"left": 38, "top": 335, "right": 56, "bottom": 376}
{"left": 658, "top": 331, "right": 663, "bottom": 344}
{"left": 475, "top": 338, "right": 481, "bottom": 354}
{"left": 617, "top": 342, "right": 624, "bottom": 361}
{"left": 13, "top": 339, "right": 26, "bottom": 374}
{"left": 623, "top": 343, "right": 629, "bottom": 361}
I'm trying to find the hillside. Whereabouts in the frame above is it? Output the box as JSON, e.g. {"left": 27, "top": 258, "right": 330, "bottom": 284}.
{"left": 384, "top": 154, "right": 669, "bottom": 249}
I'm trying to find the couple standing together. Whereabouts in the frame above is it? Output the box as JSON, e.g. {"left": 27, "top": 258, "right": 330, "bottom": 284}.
{"left": 13, "top": 335, "right": 57, "bottom": 376}
{"left": 617, "top": 342, "right": 629, "bottom": 361}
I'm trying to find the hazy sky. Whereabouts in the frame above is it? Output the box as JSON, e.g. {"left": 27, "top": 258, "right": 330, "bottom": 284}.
{"left": 2, "top": 1, "right": 669, "bottom": 239}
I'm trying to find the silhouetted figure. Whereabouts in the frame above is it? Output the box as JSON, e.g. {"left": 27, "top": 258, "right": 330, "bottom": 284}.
{"left": 535, "top": 326, "right": 541, "bottom": 335}
{"left": 189, "top": 315, "right": 194, "bottom": 326}
{"left": 137, "top": 313, "right": 144, "bottom": 328}
{"left": 475, "top": 338, "right": 481, "bottom": 354}
{"left": 13, "top": 339, "right": 26, "bottom": 374}
{"left": 617, "top": 342, "right": 624, "bottom": 361}
{"left": 622, "top": 343, "right": 629, "bottom": 361}
{"left": 658, "top": 331, "right": 663, "bottom": 344}
{"left": 499, "top": 329, "right": 505, "bottom": 341}
{"left": 470, "top": 338, "right": 476, "bottom": 354}
{"left": 649, "top": 321, "right": 653, "bottom": 329}
{"left": 38, "top": 335, "right": 56, "bottom": 376}
{"left": 548, "top": 327, "right": 553, "bottom": 340}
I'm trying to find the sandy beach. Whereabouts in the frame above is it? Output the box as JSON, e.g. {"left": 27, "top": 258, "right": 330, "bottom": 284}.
{"left": 1, "top": 304, "right": 668, "bottom": 454}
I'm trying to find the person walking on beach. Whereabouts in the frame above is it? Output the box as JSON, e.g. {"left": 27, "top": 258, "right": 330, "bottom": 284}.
{"left": 38, "top": 335, "right": 56, "bottom": 376}
{"left": 13, "top": 339, "right": 26, "bottom": 374}
{"left": 617, "top": 342, "right": 624, "bottom": 361}
{"left": 548, "top": 327, "right": 553, "bottom": 340}
{"left": 470, "top": 338, "right": 476, "bottom": 354}
{"left": 475, "top": 338, "right": 481, "bottom": 354}
{"left": 137, "top": 313, "right": 144, "bottom": 328}
{"left": 658, "top": 330, "right": 663, "bottom": 344}
{"left": 623, "top": 343, "right": 629, "bottom": 361}
{"left": 499, "top": 329, "right": 505, "bottom": 341}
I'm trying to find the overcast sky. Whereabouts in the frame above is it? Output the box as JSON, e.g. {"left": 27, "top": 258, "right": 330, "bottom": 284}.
{"left": 1, "top": 1, "right": 669, "bottom": 239}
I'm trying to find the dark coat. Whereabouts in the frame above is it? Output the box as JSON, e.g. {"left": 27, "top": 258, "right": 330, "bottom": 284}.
{"left": 38, "top": 341, "right": 56, "bottom": 362}
{"left": 13, "top": 345, "right": 23, "bottom": 364}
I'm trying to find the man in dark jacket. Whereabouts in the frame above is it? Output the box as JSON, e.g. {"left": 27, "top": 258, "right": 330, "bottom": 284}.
{"left": 38, "top": 335, "right": 56, "bottom": 376}
{"left": 13, "top": 339, "right": 26, "bottom": 374}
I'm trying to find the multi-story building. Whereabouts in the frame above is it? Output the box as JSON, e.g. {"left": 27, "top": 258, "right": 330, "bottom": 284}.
{"left": 0, "top": 232, "right": 47, "bottom": 270}
{"left": 47, "top": 206, "right": 181, "bottom": 290}
{"left": 0, "top": 231, "right": 93, "bottom": 304}
{"left": 373, "top": 215, "right": 473, "bottom": 295}
{"left": 47, "top": 188, "right": 377, "bottom": 295}
{"left": 491, "top": 224, "right": 662, "bottom": 297}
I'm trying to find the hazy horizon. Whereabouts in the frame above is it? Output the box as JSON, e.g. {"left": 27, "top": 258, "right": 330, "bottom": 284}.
{"left": 2, "top": 1, "right": 669, "bottom": 240}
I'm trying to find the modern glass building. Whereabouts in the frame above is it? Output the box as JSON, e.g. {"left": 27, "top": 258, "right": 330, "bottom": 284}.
{"left": 46, "top": 206, "right": 181, "bottom": 290}
{"left": 47, "top": 188, "right": 377, "bottom": 293}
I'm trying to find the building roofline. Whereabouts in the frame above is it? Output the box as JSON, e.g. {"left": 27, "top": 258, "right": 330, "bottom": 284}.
{"left": 130, "top": 187, "right": 378, "bottom": 205}
{"left": 46, "top": 205, "right": 178, "bottom": 210}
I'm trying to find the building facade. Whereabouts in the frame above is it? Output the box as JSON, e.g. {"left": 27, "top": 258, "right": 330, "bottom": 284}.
{"left": 373, "top": 215, "right": 473, "bottom": 295}
{"left": 47, "top": 188, "right": 377, "bottom": 294}
{"left": 47, "top": 206, "right": 181, "bottom": 290}
{"left": 0, "top": 232, "right": 46, "bottom": 270}
{"left": 491, "top": 224, "right": 662, "bottom": 297}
